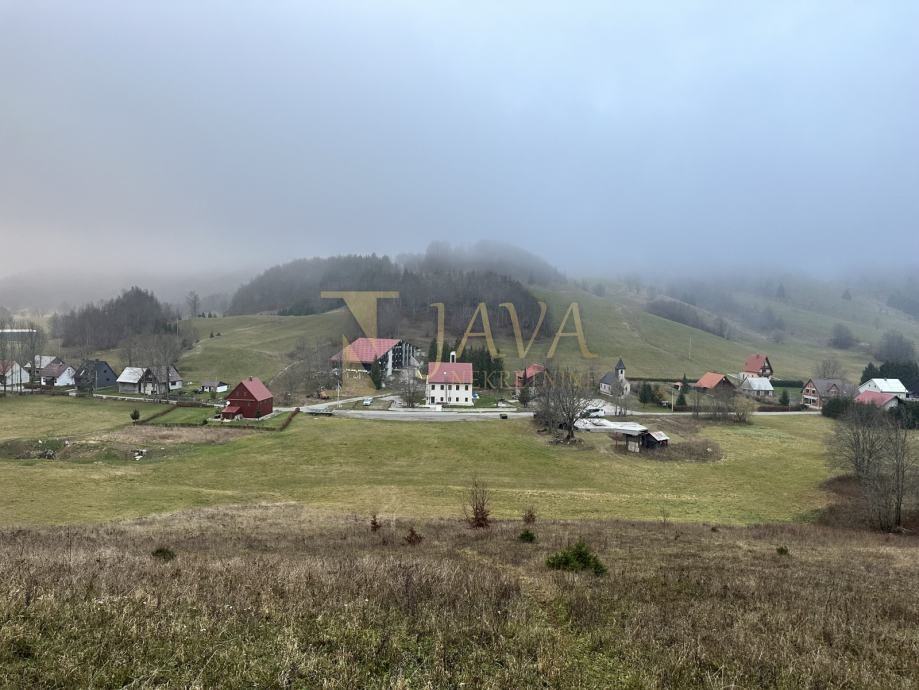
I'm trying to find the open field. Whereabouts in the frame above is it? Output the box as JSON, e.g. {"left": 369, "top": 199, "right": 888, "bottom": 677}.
{"left": 145, "top": 405, "right": 216, "bottom": 425}
{"left": 0, "top": 397, "right": 833, "bottom": 525}
{"left": 1, "top": 504, "right": 916, "bottom": 688}
{"left": 0, "top": 396, "right": 166, "bottom": 442}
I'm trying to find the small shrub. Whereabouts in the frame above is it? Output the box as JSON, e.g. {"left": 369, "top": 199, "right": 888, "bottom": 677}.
{"left": 370, "top": 514, "right": 381, "bottom": 532}
{"left": 9, "top": 637, "right": 34, "bottom": 660}
{"left": 518, "top": 529, "right": 536, "bottom": 543}
{"left": 522, "top": 506, "right": 537, "bottom": 524}
{"left": 130, "top": 409, "right": 140, "bottom": 422}
{"left": 546, "top": 541, "right": 607, "bottom": 576}
{"left": 776, "top": 545, "right": 790, "bottom": 557}
{"left": 464, "top": 479, "right": 490, "bottom": 529}
{"left": 403, "top": 527, "right": 423, "bottom": 546}
{"left": 151, "top": 546, "right": 176, "bottom": 562}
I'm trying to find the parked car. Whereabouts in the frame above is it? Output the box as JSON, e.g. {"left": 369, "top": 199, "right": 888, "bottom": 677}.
{"left": 584, "top": 407, "right": 605, "bottom": 418}
{"left": 362, "top": 398, "right": 373, "bottom": 407}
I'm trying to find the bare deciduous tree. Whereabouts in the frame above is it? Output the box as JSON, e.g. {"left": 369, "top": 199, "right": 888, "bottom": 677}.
{"left": 534, "top": 368, "right": 592, "bottom": 441}
{"left": 398, "top": 372, "right": 424, "bottom": 408}
{"left": 829, "top": 406, "right": 917, "bottom": 531}
{"left": 815, "top": 357, "right": 844, "bottom": 380}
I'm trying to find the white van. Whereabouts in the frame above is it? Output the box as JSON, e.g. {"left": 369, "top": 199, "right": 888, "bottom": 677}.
{"left": 584, "top": 407, "right": 606, "bottom": 418}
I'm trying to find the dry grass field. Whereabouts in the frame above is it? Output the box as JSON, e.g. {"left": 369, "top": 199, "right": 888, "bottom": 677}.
{"left": 0, "top": 504, "right": 917, "bottom": 688}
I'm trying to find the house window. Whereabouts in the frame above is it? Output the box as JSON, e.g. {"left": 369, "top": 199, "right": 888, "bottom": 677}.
{"left": 465, "top": 384, "right": 469, "bottom": 390}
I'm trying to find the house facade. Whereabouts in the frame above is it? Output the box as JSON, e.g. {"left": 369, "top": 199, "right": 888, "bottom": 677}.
{"left": 39, "top": 361, "right": 76, "bottom": 387}
{"left": 855, "top": 390, "right": 900, "bottom": 410}
{"left": 75, "top": 360, "right": 118, "bottom": 391}
{"left": 599, "top": 358, "right": 631, "bottom": 396}
{"left": 330, "top": 338, "right": 419, "bottom": 378}
{"left": 223, "top": 377, "right": 274, "bottom": 419}
{"left": 694, "top": 372, "right": 735, "bottom": 394}
{"left": 801, "top": 378, "right": 857, "bottom": 409}
{"left": 0, "top": 361, "right": 29, "bottom": 391}
{"left": 858, "top": 378, "right": 908, "bottom": 396}
{"left": 514, "top": 363, "right": 545, "bottom": 395}
{"left": 199, "top": 380, "right": 229, "bottom": 393}
{"left": 140, "top": 366, "right": 183, "bottom": 395}
{"left": 117, "top": 367, "right": 146, "bottom": 394}
{"left": 740, "top": 376, "right": 774, "bottom": 399}
{"left": 426, "top": 355, "right": 474, "bottom": 406}
{"left": 741, "top": 353, "right": 774, "bottom": 380}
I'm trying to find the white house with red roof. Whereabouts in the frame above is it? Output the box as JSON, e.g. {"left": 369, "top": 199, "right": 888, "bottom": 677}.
{"left": 854, "top": 390, "right": 900, "bottom": 411}
{"left": 330, "top": 337, "right": 419, "bottom": 378}
{"left": 426, "top": 352, "right": 474, "bottom": 406}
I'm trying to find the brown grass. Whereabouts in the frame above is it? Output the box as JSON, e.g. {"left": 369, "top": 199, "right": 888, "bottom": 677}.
{"left": 1, "top": 504, "right": 917, "bottom": 688}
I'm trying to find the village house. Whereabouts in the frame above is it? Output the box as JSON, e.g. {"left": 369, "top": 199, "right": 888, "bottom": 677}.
{"left": 199, "top": 380, "right": 229, "bottom": 394}
{"left": 116, "top": 367, "right": 146, "bottom": 394}
{"left": 599, "top": 358, "right": 631, "bottom": 396}
{"left": 855, "top": 390, "right": 901, "bottom": 411}
{"left": 694, "top": 372, "right": 735, "bottom": 394}
{"left": 739, "top": 376, "right": 774, "bottom": 399}
{"left": 801, "top": 378, "right": 858, "bottom": 409}
{"left": 38, "top": 360, "right": 76, "bottom": 387}
{"left": 426, "top": 352, "right": 474, "bottom": 406}
{"left": 741, "top": 353, "right": 774, "bottom": 380}
{"left": 223, "top": 377, "right": 274, "bottom": 419}
{"left": 858, "top": 378, "right": 908, "bottom": 396}
{"left": 330, "top": 338, "right": 419, "bottom": 378}
{"left": 0, "top": 361, "right": 29, "bottom": 391}
{"left": 75, "top": 360, "right": 118, "bottom": 390}
{"left": 140, "top": 366, "right": 184, "bottom": 395}
{"left": 514, "top": 363, "right": 545, "bottom": 395}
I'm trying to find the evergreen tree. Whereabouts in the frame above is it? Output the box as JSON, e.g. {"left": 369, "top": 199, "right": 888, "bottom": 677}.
{"left": 779, "top": 389, "right": 790, "bottom": 407}
{"left": 861, "top": 362, "right": 880, "bottom": 384}
{"left": 370, "top": 360, "right": 383, "bottom": 390}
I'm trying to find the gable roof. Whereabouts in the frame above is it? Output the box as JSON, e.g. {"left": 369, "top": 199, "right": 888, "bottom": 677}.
{"left": 741, "top": 376, "right": 774, "bottom": 391}
{"left": 599, "top": 370, "right": 619, "bottom": 386}
{"left": 695, "top": 372, "right": 732, "bottom": 389}
{"left": 41, "top": 361, "right": 72, "bottom": 379}
{"left": 117, "top": 367, "right": 146, "bottom": 384}
{"left": 855, "top": 390, "right": 898, "bottom": 407}
{"left": 807, "top": 378, "right": 857, "bottom": 398}
{"left": 427, "top": 362, "right": 473, "bottom": 385}
{"left": 330, "top": 338, "right": 401, "bottom": 365}
{"left": 0, "top": 360, "right": 19, "bottom": 375}
{"left": 743, "top": 353, "right": 771, "bottom": 373}
{"left": 860, "top": 378, "right": 908, "bottom": 394}
{"left": 515, "top": 363, "right": 545, "bottom": 383}
{"left": 29, "top": 355, "right": 58, "bottom": 370}
{"left": 147, "top": 366, "right": 182, "bottom": 383}
{"left": 231, "top": 376, "right": 273, "bottom": 401}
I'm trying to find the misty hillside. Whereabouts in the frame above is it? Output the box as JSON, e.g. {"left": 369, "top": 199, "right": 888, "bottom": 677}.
{"left": 225, "top": 244, "right": 562, "bottom": 334}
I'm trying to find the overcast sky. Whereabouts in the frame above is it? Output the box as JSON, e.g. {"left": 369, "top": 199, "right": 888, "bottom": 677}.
{"left": 1, "top": 1, "right": 917, "bottom": 278}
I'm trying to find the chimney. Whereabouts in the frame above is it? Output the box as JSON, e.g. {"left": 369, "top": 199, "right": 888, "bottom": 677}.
{"left": 449, "top": 351, "right": 456, "bottom": 363}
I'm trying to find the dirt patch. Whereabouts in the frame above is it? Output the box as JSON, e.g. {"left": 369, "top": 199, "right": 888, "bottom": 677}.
{"left": 100, "top": 425, "right": 253, "bottom": 446}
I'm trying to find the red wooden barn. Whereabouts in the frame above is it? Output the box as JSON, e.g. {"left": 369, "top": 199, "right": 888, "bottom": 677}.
{"left": 223, "top": 377, "right": 274, "bottom": 419}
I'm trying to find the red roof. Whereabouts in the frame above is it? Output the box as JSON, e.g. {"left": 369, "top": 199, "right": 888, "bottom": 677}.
{"left": 743, "top": 354, "right": 769, "bottom": 374}
{"left": 855, "top": 390, "right": 897, "bottom": 407}
{"left": 695, "top": 372, "right": 731, "bottom": 389}
{"left": 515, "top": 363, "right": 545, "bottom": 385}
{"left": 222, "top": 405, "right": 241, "bottom": 415}
{"left": 330, "top": 338, "right": 401, "bottom": 365}
{"left": 427, "top": 362, "right": 473, "bottom": 385}
{"left": 232, "top": 377, "right": 273, "bottom": 402}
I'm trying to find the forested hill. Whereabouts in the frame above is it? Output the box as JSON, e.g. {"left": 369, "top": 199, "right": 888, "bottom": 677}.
{"left": 226, "top": 248, "right": 561, "bottom": 335}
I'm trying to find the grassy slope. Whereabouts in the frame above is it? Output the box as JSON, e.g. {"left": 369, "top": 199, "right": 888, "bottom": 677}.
{"left": 173, "top": 278, "right": 918, "bottom": 387}
{"left": 179, "top": 309, "right": 351, "bottom": 387}
{"left": 0, "top": 396, "right": 165, "bottom": 442}
{"left": 0, "top": 397, "right": 833, "bottom": 525}
{"left": 2, "top": 507, "right": 917, "bottom": 688}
